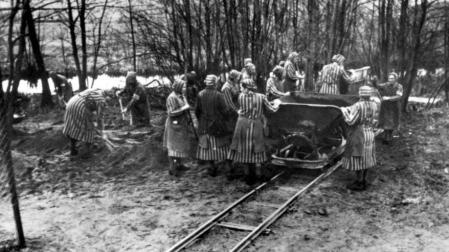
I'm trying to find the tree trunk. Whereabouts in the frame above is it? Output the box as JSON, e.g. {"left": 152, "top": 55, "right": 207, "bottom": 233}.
{"left": 128, "top": 0, "right": 137, "bottom": 71}
{"left": 91, "top": 0, "right": 109, "bottom": 88}
{"left": 401, "top": 0, "right": 429, "bottom": 111}
{"left": 23, "top": 0, "right": 54, "bottom": 108}
{"left": 398, "top": 0, "right": 409, "bottom": 80}
{"left": 378, "top": 0, "right": 392, "bottom": 82}
{"left": 67, "top": 0, "right": 83, "bottom": 91}
{"left": 305, "top": 0, "right": 319, "bottom": 91}
{"left": 445, "top": 11, "right": 449, "bottom": 101}
{"left": 80, "top": 0, "right": 88, "bottom": 90}
{"left": 3, "top": 1, "right": 26, "bottom": 248}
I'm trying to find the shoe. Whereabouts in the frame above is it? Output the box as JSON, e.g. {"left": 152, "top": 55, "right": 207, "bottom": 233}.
{"left": 226, "top": 173, "right": 239, "bottom": 181}
{"left": 244, "top": 175, "right": 256, "bottom": 185}
{"left": 207, "top": 167, "right": 217, "bottom": 177}
{"left": 346, "top": 181, "right": 365, "bottom": 191}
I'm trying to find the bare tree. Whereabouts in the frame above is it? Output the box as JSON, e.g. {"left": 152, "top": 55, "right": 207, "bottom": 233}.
{"left": 401, "top": 0, "right": 431, "bottom": 111}
{"left": 66, "top": 0, "right": 84, "bottom": 90}
{"left": 91, "top": 0, "right": 109, "bottom": 87}
{"left": 23, "top": 0, "right": 54, "bottom": 107}
{"left": 128, "top": 0, "right": 137, "bottom": 71}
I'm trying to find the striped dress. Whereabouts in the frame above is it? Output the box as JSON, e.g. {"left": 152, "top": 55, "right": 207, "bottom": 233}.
{"left": 196, "top": 88, "right": 230, "bottom": 161}
{"left": 228, "top": 92, "right": 279, "bottom": 164}
{"left": 283, "top": 60, "right": 298, "bottom": 92}
{"left": 163, "top": 92, "right": 191, "bottom": 158}
{"left": 318, "top": 62, "right": 352, "bottom": 94}
{"left": 63, "top": 89, "right": 106, "bottom": 143}
{"left": 221, "top": 81, "right": 240, "bottom": 112}
{"left": 341, "top": 100, "right": 379, "bottom": 171}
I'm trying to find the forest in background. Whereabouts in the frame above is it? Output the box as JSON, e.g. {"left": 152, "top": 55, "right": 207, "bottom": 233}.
{"left": 0, "top": 0, "right": 448, "bottom": 109}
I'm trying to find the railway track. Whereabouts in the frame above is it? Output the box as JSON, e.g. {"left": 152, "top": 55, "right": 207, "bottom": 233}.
{"left": 167, "top": 160, "right": 342, "bottom": 252}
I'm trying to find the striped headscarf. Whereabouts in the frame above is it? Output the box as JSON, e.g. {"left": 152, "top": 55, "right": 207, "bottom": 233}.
{"left": 241, "top": 78, "right": 256, "bottom": 91}
{"left": 287, "top": 52, "right": 300, "bottom": 62}
{"left": 359, "top": 85, "right": 372, "bottom": 97}
{"left": 204, "top": 74, "right": 218, "bottom": 86}
{"left": 172, "top": 78, "right": 185, "bottom": 94}
{"left": 388, "top": 72, "right": 398, "bottom": 80}
{"left": 228, "top": 69, "right": 242, "bottom": 82}
{"left": 331, "top": 54, "right": 345, "bottom": 64}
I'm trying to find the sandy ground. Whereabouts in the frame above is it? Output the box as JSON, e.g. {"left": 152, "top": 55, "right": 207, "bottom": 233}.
{"left": 1, "top": 102, "right": 449, "bottom": 252}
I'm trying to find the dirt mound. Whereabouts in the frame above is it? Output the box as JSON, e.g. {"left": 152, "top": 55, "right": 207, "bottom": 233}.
{"left": 12, "top": 129, "right": 68, "bottom": 155}
{"left": 102, "top": 129, "right": 168, "bottom": 177}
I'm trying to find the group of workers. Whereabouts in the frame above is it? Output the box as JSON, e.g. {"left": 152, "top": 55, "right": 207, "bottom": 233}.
{"left": 61, "top": 52, "right": 403, "bottom": 190}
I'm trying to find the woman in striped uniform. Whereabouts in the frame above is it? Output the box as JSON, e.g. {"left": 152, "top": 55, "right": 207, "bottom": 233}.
{"left": 163, "top": 79, "right": 192, "bottom": 176}
{"left": 221, "top": 69, "right": 241, "bottom": 112}
{"left": 318, "top": 54, "right": 353, "bottom": 94}
{"left": 196, "top": 75, "right": 231, "bottom": 176}
{"left": 283, "top": 52, "right": 304, "bottom": 92}
{"left": 220, "top": 70, "right": 242, "bottom": 178}
{"left": 241, "top": 63, "right": 257, "bottom": 82}
{"left": 340, "top": 85, "right": 380, "bottom": 191}
{"left": 63, "top": 88, "right": 106, "bottom": 157}
{"left": 228, "top": 79, "right": 280, "bottom": 184}
{"left": 266, "top": 66, "right": 290, "bottom": 101}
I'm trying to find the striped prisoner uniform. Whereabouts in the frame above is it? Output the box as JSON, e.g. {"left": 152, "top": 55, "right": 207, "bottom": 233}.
{"left": 283, "top": 60, "right": 298, "bottom": 92}
{"left": 228, "top": 92, "right": 278, "bottom": 163}
{"left": 195, "top": 87, "right": 230, "bottom": 161}
{"left": 163, "top": 92, "right": 191, "bottom": 158}
{"left": 63, "top": 89, "right": 106, "bottom": 143}
{"left": 341, "top": 99, "right": 379, "bottom": 171}
{"left": 266, "top": 75, "right": 285, "bottom": 100}
{"left": 221, "top": 81, "right": 240, "bottom": 112}
{"left": 318, "top": 62, "right": 352, "bottom": 94}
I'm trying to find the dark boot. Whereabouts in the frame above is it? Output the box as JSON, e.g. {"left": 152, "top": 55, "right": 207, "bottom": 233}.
{"left": 225, "top": 161, "right": 238, "bottom": 180}
{"left": 207, "top": 161, "right": 217, "bottom": 177}
{"left": 169, "top": 157, "right": 180, "bottom": 177}
{"left": 254, "top": 163, "right": 263, "bottom": 181}
{"left": 70, "top": 138, "right": 78, "bottom": 156}
{"left": 80, "top": 143, "right": 93, "bottom": 159}
{"left": 244, "top": 164, "right": 256, "bottom": 185}
{"left": 383, "top": 130, "right": 393, "bottom": 144}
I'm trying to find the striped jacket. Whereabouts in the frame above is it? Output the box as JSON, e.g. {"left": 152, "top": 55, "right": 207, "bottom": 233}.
{"left": 318, "top": 62, "right": 352, "bottom": 94}
{"left": 63, "top": 89, "right": 106, "bottom": 143}
{"left": 221, "top": 81, "right": 240, "bottom": 112}
{"left": 266, "top": 75, "right": 285, "bottom": 100}
{"left": 341, "top": 99, "right": 379, "bottom": 170}
{"left": 238, "top": 92, "right": 277, "bottom": 120}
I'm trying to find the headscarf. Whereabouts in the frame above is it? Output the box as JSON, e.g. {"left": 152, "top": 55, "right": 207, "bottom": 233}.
{"left": 358, "top": 85, "right": 372, "bottom": 97}
{"left": 244, "top": 58, "right": 252, "bottom": 66}
{"left": 272, "top": 66, "right": 284, "bottom": 79}
{"left": 125, "top": 71, "right": 138, "bottom": 86}
{"left": 241, "top": 78, "right": 256, "bottom": 91}
{"left": 228, "top": 69, "right": 242, "bottom": 82}
{"left": 331, "top": 54, "right": 345, "bottom": 64}
{"left": 245, "top": 63, "right": 256, "bottom": 75}
{"left": 388, "top": 72, "right": 399, "bottom": 80}
{"left": 172, "top": 78, "right": 185, "bottom": 94}
{"left": 204, "top": 74, "right": 218, "bottom": 86}
{"left": 287, "top": 52, "right": 300, "bottom": 62}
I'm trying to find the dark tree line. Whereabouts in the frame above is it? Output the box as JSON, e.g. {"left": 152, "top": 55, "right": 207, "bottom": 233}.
{"left": 1, "top": 0, "right": 448, "bottom": 110}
